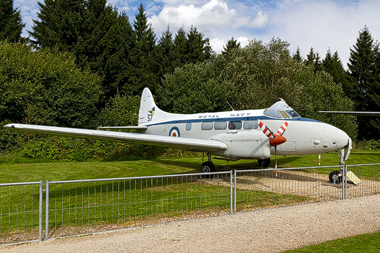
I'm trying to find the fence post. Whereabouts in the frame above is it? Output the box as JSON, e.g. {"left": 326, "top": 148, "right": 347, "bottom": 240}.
{"left": 230, "top": 171, "right": 233, "bottom": 214}
{"left": 39, "top": 180, "right": 43, "bottom": 241}
{"left": 345, "top": 164, "right": 347, "bottom": 199}
{"left": 342, "top": 165, "right": 347, "bottom": 200}
{"left": 234, "top": 170, "right": 237, "bottom": 214}
{"left": 45, "top": 180, "right": 49, "bottom": 240}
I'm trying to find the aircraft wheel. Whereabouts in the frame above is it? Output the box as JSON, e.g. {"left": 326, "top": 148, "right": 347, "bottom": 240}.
{"left": 258, "top": 159, "right": 270, "bottom": 168}
{"left": 329, "top": 170, "right": 342, "bottom": 184}
{"left": 201, "top": 162, "right": 215, "bottom": 178}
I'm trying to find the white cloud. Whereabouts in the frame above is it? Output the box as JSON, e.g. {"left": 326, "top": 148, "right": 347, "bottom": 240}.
{"left": 149, "top": 0, "right": 237, "bottom": 32}
{"left": 266, "top": 0, "right": 380, "bottom": 67}
{"left": 250, "top": 10, "right": 268, "bottom": 28}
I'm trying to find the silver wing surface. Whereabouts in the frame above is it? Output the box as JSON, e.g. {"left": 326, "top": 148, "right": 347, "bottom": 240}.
{"left": 319, "top": 111, "right": 380, "bottom": 116}
{"left": 4, "top": 124, "right": 227, "bottom": 152}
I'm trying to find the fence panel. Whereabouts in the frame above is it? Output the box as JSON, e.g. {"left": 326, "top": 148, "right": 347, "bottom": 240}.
{"left": 346, "top": 164, "right": 380, "bottom": 199}
{"left": 45, "top": 172, "right": 232, "bottom": 240}
{"left": 234, "top": 166, "right": 343, "bottom": 213}
{"left": 0, "top": 181, "right": 43, "bottom": 245}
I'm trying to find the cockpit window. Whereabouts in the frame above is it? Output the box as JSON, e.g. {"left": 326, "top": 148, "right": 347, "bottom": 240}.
{"left": 285, "top": 109, "right": 300, "bottom": 118}
{"left": 264, "top": 100, "right": 300, "bottom": 119}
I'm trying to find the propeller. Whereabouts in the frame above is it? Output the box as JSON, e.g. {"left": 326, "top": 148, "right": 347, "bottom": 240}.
{"left": 258, "top": 120, "right": 289, "bottom": 175}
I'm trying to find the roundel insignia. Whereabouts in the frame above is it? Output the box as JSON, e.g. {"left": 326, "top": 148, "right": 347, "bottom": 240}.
{"left": 169, "top": 127, "right": 180, "bottom": 137}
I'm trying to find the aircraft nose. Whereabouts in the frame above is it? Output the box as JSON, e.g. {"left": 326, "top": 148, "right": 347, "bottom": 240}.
{"left": 335, "top": 127, "right": 350, "bottom": 150}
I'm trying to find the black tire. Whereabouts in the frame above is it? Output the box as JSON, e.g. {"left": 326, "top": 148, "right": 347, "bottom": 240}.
{"left": 258, "top": 159, "right": 271, "bottom": 168}
{"left": 264, "top": 158, "right": 271, "bottom": 167}
{"left": 201, "top": 162, "right": 215, "bottom": 178}
{"left": 329, "top": 170, "right": 342, "bottom": 184}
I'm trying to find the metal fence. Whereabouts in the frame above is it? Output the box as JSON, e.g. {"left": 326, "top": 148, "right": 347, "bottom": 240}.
{"left": 0, "top": 181, "right": 43, "bottom": 246}
{"left": 234, "top": 165, "right": 344, "bottom": 213}
{"left": 346, "top": 163, "right": 380, "bottom": 199}
{"left": 1, "top": 163, "right": 380, "bottom": 245}
{"left": 45, "top": 171, "right": 233, "bottom": 240}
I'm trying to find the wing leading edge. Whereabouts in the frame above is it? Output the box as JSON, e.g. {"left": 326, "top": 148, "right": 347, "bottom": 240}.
{"left": 4, "top": 124, "right": 228, "bottom": 152}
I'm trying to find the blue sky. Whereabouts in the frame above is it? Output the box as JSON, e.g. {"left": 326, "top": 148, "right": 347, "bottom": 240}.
{"left": 14, "top": 0, "right": 380, "bottom": 67}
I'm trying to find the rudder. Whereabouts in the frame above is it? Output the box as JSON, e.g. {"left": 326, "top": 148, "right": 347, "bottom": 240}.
{"left": 139, "top": 88, "right": 172, "bottom": 125}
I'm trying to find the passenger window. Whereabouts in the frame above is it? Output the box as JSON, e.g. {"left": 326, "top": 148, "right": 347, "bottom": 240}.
{"left": 214, "top": 121, "right": 227, "bottom": 130}
{"left": 228, "top": 121, "right": 242, "bottom": 130}
{"left": 201, "top": 122, "right": 213, "bottom": 130}
{"left": 243, "top": 120, "right": 258, "bottom": 130}
{"left": 186, "top": 122, "right": 192, "bottom": 131}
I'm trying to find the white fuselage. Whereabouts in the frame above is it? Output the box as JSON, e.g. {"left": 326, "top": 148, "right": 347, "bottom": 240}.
{"left": 141, "top": 108, "right": 350, "bottom": 159}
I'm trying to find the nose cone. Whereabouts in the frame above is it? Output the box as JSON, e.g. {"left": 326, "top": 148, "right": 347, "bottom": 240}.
{"left": 269, "top": 134, "right": 287, "bottom": 146}
{"left": 335, "top": 128, "right": 350, "bottom": 150}
{"left": 322, "top": 123, "right": 351, "bottom": 152}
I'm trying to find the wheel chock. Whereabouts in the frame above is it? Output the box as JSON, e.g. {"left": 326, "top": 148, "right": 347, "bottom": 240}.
{"left": 347, "top": 171, "right": 362, "bottom": 186}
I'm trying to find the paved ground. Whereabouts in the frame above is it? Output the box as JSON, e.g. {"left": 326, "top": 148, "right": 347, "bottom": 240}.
{"left": 1, "top": 194, "right": 380, "bottom": 253}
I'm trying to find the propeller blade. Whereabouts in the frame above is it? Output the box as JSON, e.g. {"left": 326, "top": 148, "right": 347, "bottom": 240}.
{"left": 276, "top": 122, "right": 289, "bottom": 136}
{"left": 258, "top": 120, "right": 274, "bottom": 139}
{"left": 258, "top": 120, "right": 287, "bottom": 146}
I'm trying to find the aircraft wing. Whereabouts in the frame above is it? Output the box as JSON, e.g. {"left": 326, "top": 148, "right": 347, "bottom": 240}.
{"left": 319, "top": 111, "right": 380, "bottom": 116}
{"left": 3, "top": 124, "right": 228, "bottom": 152}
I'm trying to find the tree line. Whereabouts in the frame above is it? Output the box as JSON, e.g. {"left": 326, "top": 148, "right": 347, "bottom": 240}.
{"left": 0, "top": 0, "right": 379, "bottom": 159}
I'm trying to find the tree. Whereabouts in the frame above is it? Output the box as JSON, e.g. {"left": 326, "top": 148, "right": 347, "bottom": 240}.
{"left": 0, "top": 42, "right": 101, "bottom": 128}
{"left": 347, "top": 26, "right": 379, "bottom": 139}
{"left": 128, "top": 3, "right": 158, "bottom": 95}
{"left": 158, "top": 62, "right": 230, "bottom": 114}
{"left": 0, "top": 0, "right": 25, "bottom": 42}
{"left": 173, "top": 27, "right": 188, "bottom": 66}
{"left": 322, "top": 50, "right": 349, "bottom": 86}
{"left": 292, "top": 47, "right": 303, "bottom": 62}
{"left": 305, "top": 47, "right": 323, "bottom": 72}
{"left": 155, "top": 25, "right": 176, "bottom": 81}
{"left": 222, "top": 37, "right": 240, "bottom": 57}
{"left": 186, "top": 26, "right": 212, "bottom": 64}
{"left": 30, "top": 0, "right": 135, "bottom": 102}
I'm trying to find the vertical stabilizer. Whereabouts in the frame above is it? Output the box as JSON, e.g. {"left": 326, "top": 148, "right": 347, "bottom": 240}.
{"left": 139, "top": 88, "right": 172, "bottom": 125}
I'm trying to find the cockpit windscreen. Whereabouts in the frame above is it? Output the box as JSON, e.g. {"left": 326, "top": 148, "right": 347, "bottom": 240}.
{"left": 264, "top": 100, "right": 300, "bottom": 119}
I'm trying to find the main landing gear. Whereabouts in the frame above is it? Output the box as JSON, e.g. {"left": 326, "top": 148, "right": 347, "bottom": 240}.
{"left": 201, "top": 153, "right": 216, "bottom": 173}
{"left": 258, "top": 158, "right": 271, "bottom": 168}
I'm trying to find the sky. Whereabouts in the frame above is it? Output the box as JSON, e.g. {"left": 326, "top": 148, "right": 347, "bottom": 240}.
{"left": 14, "top": 0, "right": 380, "bottom": 68}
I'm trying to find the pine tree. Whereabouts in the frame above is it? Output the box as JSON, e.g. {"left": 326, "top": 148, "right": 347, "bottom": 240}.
{"left": 173, "top": 27, "right": 188, "bottom": 66}
{"left": 155, "top": 25, "right": 176, "bottom": 80}
{"left": 292, "top": 47, "right": 303, "bottom": 62}
{"left": 129, "top": 3, "right": 157, "bottom": 95}
{"left": 30, "top": 0, "right": 137, "bottom": 102}
{"left": 323, "top": 50, "right": 348, "bottom": 85}
{"left": 222, "top": 37, "right": 240, "bottom": 57}
{"left": 347, "top": 26, "right": 379, "bottom": 139}
{"left": 186, "top": 26, "right": 212, "bottom": 64}
{"left": 0, "top": 0, "right": 25, "bottom": 42}
{"left": 305, "top": 47, "right": 316, "bottom": 66}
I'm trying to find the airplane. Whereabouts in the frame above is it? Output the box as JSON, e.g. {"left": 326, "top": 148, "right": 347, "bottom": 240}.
{"left": 4, "top": 88, "right": 352, "bottom": 183}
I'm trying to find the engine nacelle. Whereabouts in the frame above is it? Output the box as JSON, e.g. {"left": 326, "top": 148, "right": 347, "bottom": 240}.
{"left": 210, "top": 130, "right": 271, "bottom": 159}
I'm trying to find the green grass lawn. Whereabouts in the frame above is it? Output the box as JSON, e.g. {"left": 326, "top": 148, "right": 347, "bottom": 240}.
{"left": 284, "top": 231, "right": 380, "bottom": 252}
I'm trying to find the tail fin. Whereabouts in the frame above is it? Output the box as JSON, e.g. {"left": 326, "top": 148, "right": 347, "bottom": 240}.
{"left": 139, "top": 88, "right": 172, "bottom": 125}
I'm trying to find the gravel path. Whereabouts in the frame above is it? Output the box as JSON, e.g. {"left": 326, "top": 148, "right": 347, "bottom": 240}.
{"left": 1, "top": 194, "right": 380, "bottom": 253}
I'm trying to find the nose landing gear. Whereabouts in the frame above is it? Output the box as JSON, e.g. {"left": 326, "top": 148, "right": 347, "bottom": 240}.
{"left": 329, "top": 170, "right": 342, "bottom": 184}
